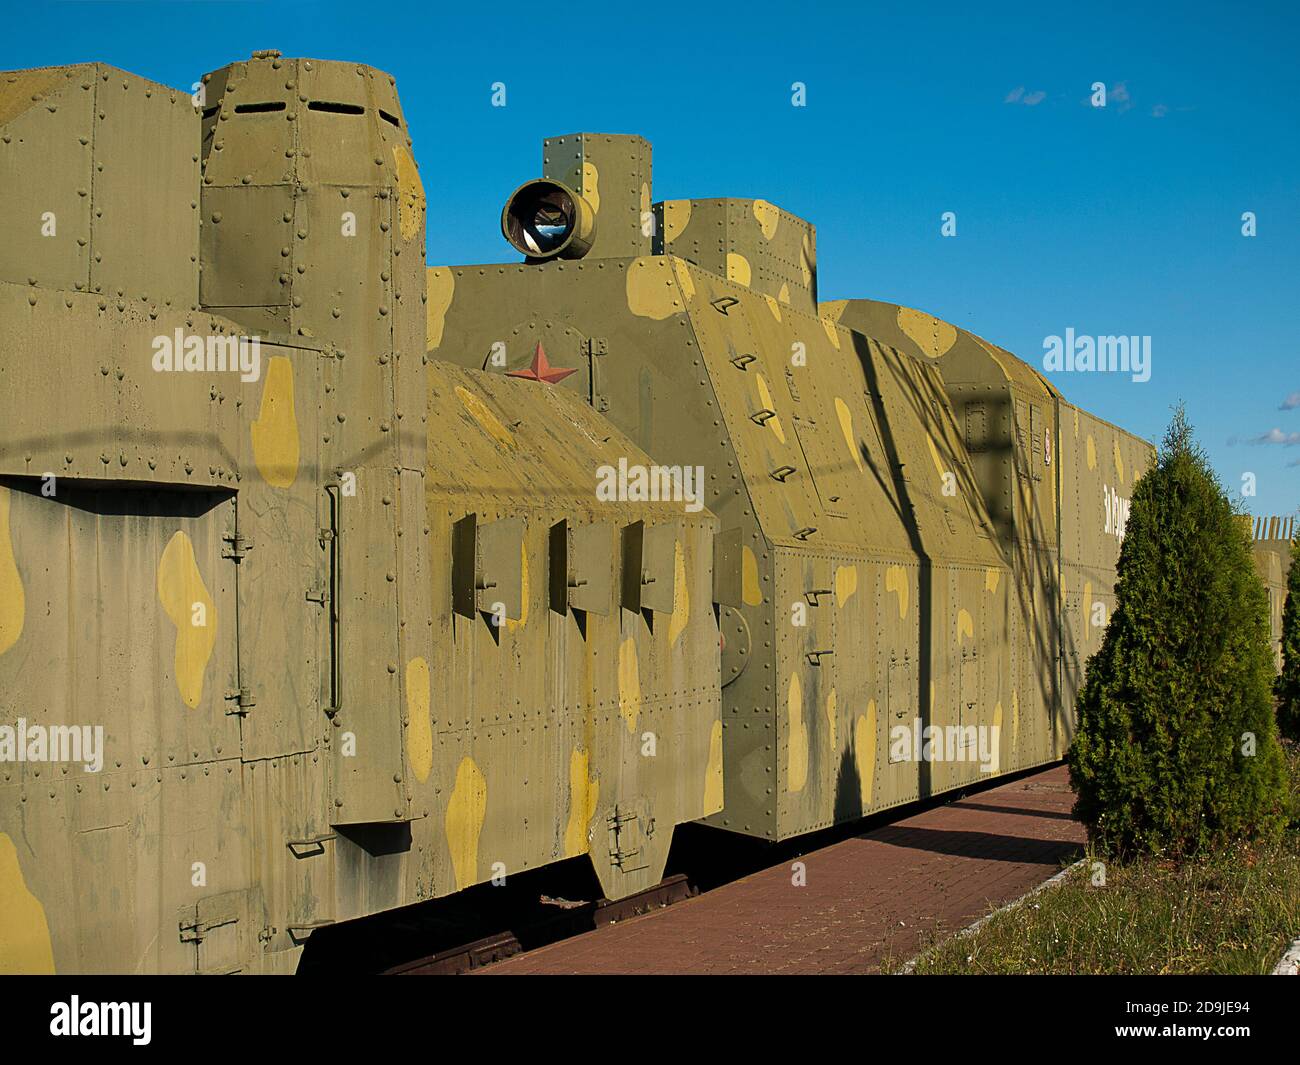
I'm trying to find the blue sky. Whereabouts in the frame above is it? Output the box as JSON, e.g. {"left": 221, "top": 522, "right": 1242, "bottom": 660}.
{"left": 9, "top": 0, "right": 1299, "bottom": 516}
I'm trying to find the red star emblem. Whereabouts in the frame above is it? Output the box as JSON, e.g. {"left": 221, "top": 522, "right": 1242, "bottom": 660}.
{"left": 506, "top": 342, "right": 578, "bottom": 385}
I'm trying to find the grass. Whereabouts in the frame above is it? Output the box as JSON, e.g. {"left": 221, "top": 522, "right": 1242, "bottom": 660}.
{"left": 904, "top": 741, "right": 1300, "bottom": 975}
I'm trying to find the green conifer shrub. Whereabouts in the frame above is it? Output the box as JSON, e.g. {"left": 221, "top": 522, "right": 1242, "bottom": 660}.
{"left": 1276, "top": 535, "right": 1300, "bottom": 742}
{"left": 1068, "top": 407, "right": 1290, "bottom": 857}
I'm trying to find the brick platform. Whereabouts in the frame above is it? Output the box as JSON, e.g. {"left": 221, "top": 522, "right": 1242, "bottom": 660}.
{"left": 482, "top": 765, "right": 1084, "bottom": 974}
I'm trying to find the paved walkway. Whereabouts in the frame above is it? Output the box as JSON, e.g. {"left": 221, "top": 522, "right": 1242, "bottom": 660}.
{"left": 482, "top": 765, "right": 1083, "bottom": 974}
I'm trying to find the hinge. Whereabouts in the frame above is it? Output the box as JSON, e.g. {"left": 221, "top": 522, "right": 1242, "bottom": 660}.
{"left": 805, "top": 588, "right": 833, "bottom": 606}
{"left": 305, "top": 587, "right": 329, "bottom": 605}
{"left": 178, "top": 912, "right": 238, "bottom": 944}
{"left": 730, "top": 353, "right": 756, "bottom": 370}
{"left": 710, "top": 296, "right": 739, "bottom": 315}
{"left": 224, "top": 686, "right": 256, "bottom": 715}
{"left": 583, "top": 337, "right": 608, "bottom": 356}
{"left": 770, "top": 465, "right": 797, "bottom": 482}
{"left": 784, "top": 367, "right": 802, "bottom": 401}
{"left": 607, "top": 806, "right": 648, "bottom": 870}
{"left": 222, "top": 532, "right": 253, "bottom": 561}
{"left": 806, "top": 649, "right": 834, "bottom": 666}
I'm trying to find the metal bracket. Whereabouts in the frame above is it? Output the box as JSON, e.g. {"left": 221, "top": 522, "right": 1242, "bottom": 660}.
{"left": 286, "top": 920, "right": 335, "bottom": 944}
{"left": 792, "top": 526, "right": 817, "bottom": 541}
{"left": 287, "top": 835, "right": 336, "bottom": 859}
{"left": 806, "top": 650, "right": 834, "bottom": 666}
{"left": 305, "top": 587, "right": 329, "bottom": 605}
{"left": 805, "top": 588, "right": 833, "bottom": 606}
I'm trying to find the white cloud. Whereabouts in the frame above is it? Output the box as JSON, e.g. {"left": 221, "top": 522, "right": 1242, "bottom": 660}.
{"left": 1151, "top": 103, "right": 1169, "bottom": 118}
{"left": 1252, "top": 428, "right": 1300, "bottom": 445}
{"left": 1280, "top": 392, "right": 1300, "bottom": 411}
{"left": 1006, "top": 87, "right": 1046, "bottom": 106}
